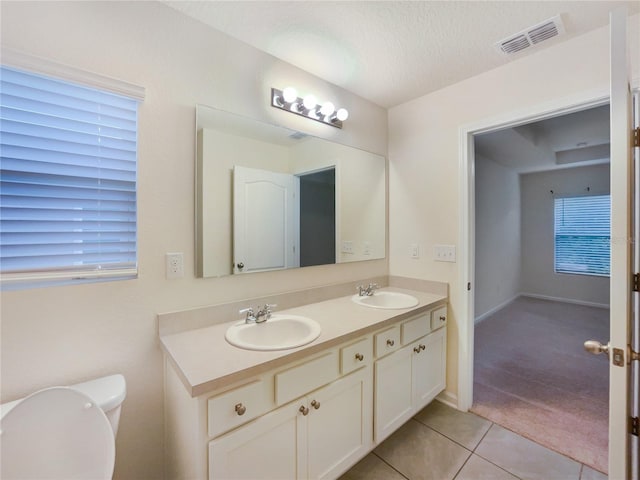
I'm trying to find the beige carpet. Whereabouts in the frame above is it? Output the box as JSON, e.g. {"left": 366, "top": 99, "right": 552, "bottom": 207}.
{"left": 471, "top": 296, "right": 609, "bottom": 474}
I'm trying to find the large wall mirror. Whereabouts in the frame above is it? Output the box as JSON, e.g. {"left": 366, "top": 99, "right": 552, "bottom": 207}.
{"left": 196, "top": 104, "right": 386, "bottom": 278}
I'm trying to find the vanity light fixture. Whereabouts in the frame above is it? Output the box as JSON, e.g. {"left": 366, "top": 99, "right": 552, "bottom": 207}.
{"left": 271, "top": 87, "right": 348, "bottom": 129}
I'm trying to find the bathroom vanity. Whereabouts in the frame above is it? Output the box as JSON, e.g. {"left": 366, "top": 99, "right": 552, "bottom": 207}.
{"left": 160, "top": 286, "right": 447, "bottom": 479}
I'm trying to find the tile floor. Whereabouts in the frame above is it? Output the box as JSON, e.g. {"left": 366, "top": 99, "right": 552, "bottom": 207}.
{"left": 339, "top": 401, "right": 607, "bottom": 480}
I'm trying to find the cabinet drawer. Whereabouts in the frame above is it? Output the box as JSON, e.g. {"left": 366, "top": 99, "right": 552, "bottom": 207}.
{"left": 431, "top": 306, "right": 447, "bottom": 330}
{"left": 208, "top": 379, "right": 272, "bottom": 437}
{"left": 401, "top": 313, "right": 430, "bottom": 345}
{"left": 340, "top": 337, "right": 372, "bottom": 375}
{"left": 374, "top": 326, "right": 400, "bottom": 357}
{"left": 275, "top": 351, "right": 339, "bottom": 405}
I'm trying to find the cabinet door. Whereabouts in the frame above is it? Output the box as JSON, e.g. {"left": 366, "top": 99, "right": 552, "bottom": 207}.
{"left": 412, "top": 328, "right": 446, "bottom": 410}
{"left": 306, "top": 367, "right": 372, "bottom": 480}
{"left": 208, "top": 400, "right": 307, "bottom": 480}
{"left": 374, "top": 345, "right": 413, "bottom": 443}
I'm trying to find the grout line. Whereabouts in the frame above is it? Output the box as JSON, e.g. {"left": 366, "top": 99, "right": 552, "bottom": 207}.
{"left": 451, "top": 452, "right": 474, "bottom": 480}
{"left": 472, "top": 423, "right": 525, "bottom": 480}
{"left": 411, "top": 417, "right": 475, "bottom": 454}
{"left": 412, "top": 410, "right": 493, "bottom": 455}
{"left": 472, "top": 421, "right": 494, "bottom": 453}
{"left": 372, "top": 451, "right": 410, "bottom": 480}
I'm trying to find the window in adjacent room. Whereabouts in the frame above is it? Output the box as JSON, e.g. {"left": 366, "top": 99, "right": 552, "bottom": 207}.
{"left": 554, "top": 194, "right": 611, "bottom": 277}
{"left": 0, "top": 64, "right": 143, "bottom": 288}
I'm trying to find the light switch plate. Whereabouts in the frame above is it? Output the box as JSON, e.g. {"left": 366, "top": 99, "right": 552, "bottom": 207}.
{"left": 434, "top": 245, "right": 456, "bottom": 262}
{"left": 341, "top": 241, "right": 354, "bottom": 254}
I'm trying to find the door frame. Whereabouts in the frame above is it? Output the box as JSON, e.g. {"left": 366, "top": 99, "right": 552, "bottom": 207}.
{"left": 457, "top": 89, "right": 611, "bottom": 412}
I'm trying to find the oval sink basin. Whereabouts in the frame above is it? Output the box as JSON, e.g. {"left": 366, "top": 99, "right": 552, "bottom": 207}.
{"left": 225, "top": 314, "right": 321, "bottom": 351}
{"left": 351, "top": 291, "right": 419, "bottom": 310}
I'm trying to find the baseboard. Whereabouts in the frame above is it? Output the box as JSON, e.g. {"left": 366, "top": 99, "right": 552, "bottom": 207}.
{"left": 436, "top": 390, "right": 458, "bottom": 409}
{"left": 474, "top": 294, "right": 519, "bottom": 324}
{"left": 520, "top": 292, "right": 609, "bottom": 309}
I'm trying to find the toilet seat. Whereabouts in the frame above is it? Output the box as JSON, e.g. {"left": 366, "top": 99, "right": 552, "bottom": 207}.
{"left": 0, "top": 387, "right": 115, "bottom": 480}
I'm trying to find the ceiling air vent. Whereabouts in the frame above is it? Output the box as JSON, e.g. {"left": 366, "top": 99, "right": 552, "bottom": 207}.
{"left": 495, "top": 15, "right": 565, "bottom": 55}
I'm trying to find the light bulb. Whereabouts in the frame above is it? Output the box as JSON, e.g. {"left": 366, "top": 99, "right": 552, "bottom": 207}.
{"left": 320, "top": 102, "right": 335, "bottom": 116}
{"left": 302, "top": 94, "right": 317, "bottom": 110}
{"left": 336, "top": 108, "right": 349, "bottom": 121}
{"left": 282, "top": 87, "right": 297, "bottom": 103}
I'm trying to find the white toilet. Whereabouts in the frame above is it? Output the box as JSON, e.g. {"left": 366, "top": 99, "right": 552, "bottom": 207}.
{"left": 0, "top": 374, "right": 126, "bottom": 480}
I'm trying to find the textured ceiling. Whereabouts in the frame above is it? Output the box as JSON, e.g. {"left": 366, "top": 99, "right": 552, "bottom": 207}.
{"left": 475, "top": 104, "right": 610, "bottom": 173}
{"left": 164, "top": 1, "right": 638, "bottom": 108}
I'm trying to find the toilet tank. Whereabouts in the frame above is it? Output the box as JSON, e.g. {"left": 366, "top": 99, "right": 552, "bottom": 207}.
{"left": 0, "top": 374, "right": 126, "bottom": 436}
{"left": 71, "top": 374, "right": 127, "bottom": 435}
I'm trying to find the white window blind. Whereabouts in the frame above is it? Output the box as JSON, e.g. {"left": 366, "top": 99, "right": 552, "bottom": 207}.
{"left": 0, "top": 65, "right": 139, "bottom": 285}
{"left": 554, "top": 195, "right": 610, "bottom": 277}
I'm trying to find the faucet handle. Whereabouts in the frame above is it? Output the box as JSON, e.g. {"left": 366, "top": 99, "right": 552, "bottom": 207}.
{"left": 356, "top": 284, "right": 365, "bottom": 296}
{"left": 263, "top": 303, "right": 277, "bottom": 320}
{"left": 239, "top": 307, "right": 256, "bottom": 323}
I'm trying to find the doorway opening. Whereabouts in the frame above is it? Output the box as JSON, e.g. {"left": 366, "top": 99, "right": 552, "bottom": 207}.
{"left": 297, "top": 167, "right": 336, "bottom": 267}
{"left": 465, "top": 101, "right": 612, "bottom": 473}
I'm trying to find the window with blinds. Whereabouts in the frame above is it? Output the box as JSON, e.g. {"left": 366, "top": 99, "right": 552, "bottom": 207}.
{"left": 0, "top": 65, "right": 140, "bottom": 286}
{"left": 554, "top": 195, "right": 610, "bottom": 277}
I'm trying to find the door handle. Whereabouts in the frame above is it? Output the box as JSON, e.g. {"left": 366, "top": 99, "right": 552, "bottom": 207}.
{"left": 584, "top": 340, "right": 610, "bottom": 358}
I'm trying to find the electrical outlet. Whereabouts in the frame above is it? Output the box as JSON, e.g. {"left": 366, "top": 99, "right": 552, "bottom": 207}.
{"left": 166, "top": 252, "right": 184, "bottom": 279}
{"left": 363, "top": 241, "right": 371, "bottom": 256}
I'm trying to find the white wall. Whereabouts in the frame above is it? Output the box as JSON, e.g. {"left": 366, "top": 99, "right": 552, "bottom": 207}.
{"left": 389, "top": 14, "right": 639, "bottom": 399}
{"left": 199, "top": 128, "right": 292, "bottom": 277}
{"left": 520, "top": 164, "right": 610, "bottom": 306}
{"left": 0, "top": 2, "right": 387, "bottom": 479}
{"left": 291, "top": 139, "right": 386, "bottom": 262}
{"left": 474, "top": 156, "right": 521, "bottom": 320}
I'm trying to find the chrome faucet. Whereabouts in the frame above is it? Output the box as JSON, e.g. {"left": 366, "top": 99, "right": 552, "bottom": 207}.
{"left": 357, "top": 283, "right": 379, "bottom": 296}
{"left": 240, "top": 303, "right": 277, "bottom": 323}
{"left": 255, "top": 303, "right": 277, "bottom": 323}
{"left": 239, "top": 307, "right": 257, "bottom": 324}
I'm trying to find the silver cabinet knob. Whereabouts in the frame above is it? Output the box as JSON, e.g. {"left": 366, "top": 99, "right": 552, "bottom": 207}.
{"left": 355, "top": 353, "right": 364, "bottom": 361}
{"left": 235, "top": 403, "right": 246, "bottom": 416}
{"left": 386, "top": 339, "right": 395, "bottom": 347}
{"left": 414, "top": 346, "right": 421, "bottom": 354}
{"left": 439, "top": 315, "right": 446, "bottom": 322}
{"left": 311, "top": 400, "right": 320, "bottom": 410}
{"left": 420, "top": 344, "right": 426, "bottom": 351}
{"left": 299, "top": 405, "right": 309, "bottom": 416}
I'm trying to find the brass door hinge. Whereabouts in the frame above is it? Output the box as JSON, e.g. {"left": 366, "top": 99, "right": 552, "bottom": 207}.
{"left": 633, "top": 273, "right": 640, "bottom": 292}
{"left": 631, "top": 417, "right": 639, "bottom": 437}
{"left": 634, "top": 127, "right": 640, "bottom": 148}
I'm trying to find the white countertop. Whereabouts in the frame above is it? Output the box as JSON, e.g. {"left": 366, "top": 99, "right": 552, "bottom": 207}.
{"left": 160, "top": 287, "right": 447, "bottom": 397}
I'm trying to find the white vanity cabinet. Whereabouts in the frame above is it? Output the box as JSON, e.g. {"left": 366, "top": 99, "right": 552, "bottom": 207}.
{"left": 373, "top": 309, "right": 447, "bottom": 443}
{"left": 164, "top": 336, "right": 373, "bottom": 480}
{"left": 209, "top": 366, "right": 371, "bottom": 480}
{"left": 163, "top": 301, "right": 447, "bottom": 480}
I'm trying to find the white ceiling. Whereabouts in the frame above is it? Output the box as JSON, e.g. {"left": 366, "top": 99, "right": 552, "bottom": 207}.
{"left": 475, "top": 104, "right": 610, "bottom": 173}
{"left": 164, "top": 1, "right": 638, "bottom": 108}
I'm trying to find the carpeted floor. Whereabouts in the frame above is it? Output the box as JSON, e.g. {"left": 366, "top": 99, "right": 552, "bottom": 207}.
{"left": 471, "top": 296, "right": 609, "bottom": 474}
